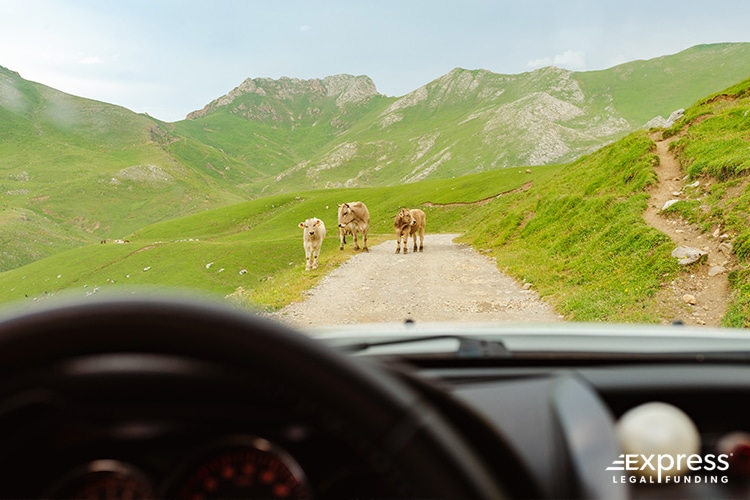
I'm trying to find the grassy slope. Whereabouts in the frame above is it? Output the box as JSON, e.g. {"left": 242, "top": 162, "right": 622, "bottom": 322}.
{"left": 660, "top": 78, "right": 750, "bottom": 326}
{"left": 459, "top": 76, "right": 750, "bottom": 325}
{"left": 0, "top": 69, "right": 249, "bottom": 270}
{"left": 575, "top": 43, "right": 750, "bottom": 125}
{"left": 460, "top": 133, "right": 677, "bottom": 322}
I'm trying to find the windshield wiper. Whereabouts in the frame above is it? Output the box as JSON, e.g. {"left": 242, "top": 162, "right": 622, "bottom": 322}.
{"left": 338, "top": 335, "right": 511, "bottom": 358}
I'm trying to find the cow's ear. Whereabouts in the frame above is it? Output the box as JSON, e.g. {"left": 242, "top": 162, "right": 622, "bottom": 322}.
{"left": 314, "top": 219, "right": 322, "bottom": 226}
{"left": 298, "top": 222, "right": 305, "bottom": 228}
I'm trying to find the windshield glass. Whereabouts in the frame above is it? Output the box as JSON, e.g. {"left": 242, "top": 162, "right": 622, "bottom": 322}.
{"left": 1, "top": 1, "right": 750, "bottom": 345}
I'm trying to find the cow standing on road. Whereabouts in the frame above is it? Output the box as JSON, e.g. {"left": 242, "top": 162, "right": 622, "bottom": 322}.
{"left": 299, "top": 217, "right": 326, "bottom": 270}
{"left": 394, "top": 208, "right": 426, "bottom": 253}
{"left": 337, "top": 202, "right": 369, "bottom": 252}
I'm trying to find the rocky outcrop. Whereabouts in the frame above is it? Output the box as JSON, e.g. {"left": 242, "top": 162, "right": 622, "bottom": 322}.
{"left": 186, "top": 74, "right": 380, "bottom": 120}
{"left": 644, "top": 109, "right": 685, "bottom": 129}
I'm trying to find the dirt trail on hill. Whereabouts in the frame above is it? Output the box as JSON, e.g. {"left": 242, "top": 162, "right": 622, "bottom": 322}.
{"left": 645, "top": 133, "right": 734, "bottom": 326}
{"left": 271, "top": 233, "right": 560, "bottom": 329}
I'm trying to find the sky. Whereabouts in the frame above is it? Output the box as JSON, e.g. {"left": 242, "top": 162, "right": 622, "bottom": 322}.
{"left": 1, "top": 0, "right": 749, "bottom": 122}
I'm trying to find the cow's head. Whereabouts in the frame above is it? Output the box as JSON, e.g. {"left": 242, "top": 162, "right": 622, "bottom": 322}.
{"left": 299, "top": 218, "right": 322, "bottom": 236}
{"left": 337, "top": 203, "right": 353, "bottom": 227}
{"left": 395, "top": 208, "right": 414, "bottom": 228}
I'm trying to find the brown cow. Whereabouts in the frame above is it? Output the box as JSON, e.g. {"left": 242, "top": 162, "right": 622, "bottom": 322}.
{"left": 394, "top": 208, "right": 426, "bottom": 253}
{"left": 298, "top": 217, "right": 326, "bottom": 270}
{"left": 337, "top": 202, "right": 369, "bottom": 252}
{"left": 394, "top": 208, "right": 414, "bottom": 254}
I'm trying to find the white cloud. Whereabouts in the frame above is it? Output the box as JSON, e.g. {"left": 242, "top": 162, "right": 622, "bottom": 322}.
{"left": 300, "top": 25, "right": 311, "bottom": 32}
{"left": 528, "top": 50, "right": 587, "bottom": 70}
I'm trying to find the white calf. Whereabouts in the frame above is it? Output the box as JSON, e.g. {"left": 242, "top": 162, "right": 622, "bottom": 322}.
{"left": 299, "top": 218, "right": 326, "bottom": 270}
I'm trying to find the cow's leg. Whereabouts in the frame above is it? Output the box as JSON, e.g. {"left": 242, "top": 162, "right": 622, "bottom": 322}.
{"left": 362, "top": 229, "right": 369, "bottom": 252}
{"left": 414, "top": 229, "right": 423, "bottom": 252}
{"left": 352, "top": 231, "right": 360, "bottom": 251}
{"left": 339, "top": 228, "right": 345, "bottom": 250}
{"left": 303, "top": 242, "right": 312, "bottom": 270}
{"left": 312, "top": 251, "right": 319, "bottom": 270}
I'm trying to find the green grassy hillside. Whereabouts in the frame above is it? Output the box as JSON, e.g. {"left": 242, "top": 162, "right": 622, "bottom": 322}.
{"left": 0, "top": 66, "right": 249, "bottom": 270}
{"left": 460, "top": 132, "right": 675, "bottom": 322}
{"left": 457, "top": 76, "right": 750, "bottom": 326}
{"left": 576, "top": 43, "right": 750, "bottom": 126}
{"left": 3, "top": 71, "right": 750, "bottom": 326}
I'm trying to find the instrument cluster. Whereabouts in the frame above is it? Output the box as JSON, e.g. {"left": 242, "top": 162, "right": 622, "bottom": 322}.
{"left": 1, "top": 398, "right": 386, "bottom": 500}
{"left": 25, "top": 420, "right": 388, "bottom": 499}
{"left": 44, "top": 435, "right": 314, "bottom": 499}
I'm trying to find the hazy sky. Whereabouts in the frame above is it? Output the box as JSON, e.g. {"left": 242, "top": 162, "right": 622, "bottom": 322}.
{"left": 1, "top": 0, "right": 749, "bottom": 122}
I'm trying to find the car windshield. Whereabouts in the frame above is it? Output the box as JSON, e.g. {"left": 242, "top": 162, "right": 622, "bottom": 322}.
{"left": 1, "top": 1, "right": 750, "bottom": 342}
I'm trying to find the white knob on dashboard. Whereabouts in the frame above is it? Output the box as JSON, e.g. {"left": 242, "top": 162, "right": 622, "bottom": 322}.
{"left": 616, "top": 401, "right": 701, "bottom": 478}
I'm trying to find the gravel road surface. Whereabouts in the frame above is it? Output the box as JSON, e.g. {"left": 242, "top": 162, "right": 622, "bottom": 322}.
{"left": 271, "top": 233, "right": 560, "bottom": 328}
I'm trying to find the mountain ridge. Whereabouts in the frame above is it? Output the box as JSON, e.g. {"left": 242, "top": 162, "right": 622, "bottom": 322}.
{"left": 186, "top": 74, "right": 382, "bottom": 120}
{"left": 174, "top": 43, "right": 750, "bottom": 195}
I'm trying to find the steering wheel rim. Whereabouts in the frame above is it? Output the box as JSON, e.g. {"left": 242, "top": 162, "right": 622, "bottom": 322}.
{"left": 0, "top": 295, "right": 507, "bottom": 499}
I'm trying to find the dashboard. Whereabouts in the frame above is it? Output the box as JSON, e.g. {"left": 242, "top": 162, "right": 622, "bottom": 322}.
{"left": 1, "top": 297, "right": 750, "bottom": 499}
{"left": 0, "top": 357, "right": 385, "bottom": 498}
{"left": 0, "top": 355, "right": 375, "bottom": 498}
{"left": 419, "top": 360, "right": 750, "bottom": 499}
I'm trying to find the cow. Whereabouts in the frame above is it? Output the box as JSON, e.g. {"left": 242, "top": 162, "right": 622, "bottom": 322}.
{"left": 394, "top": 208, "right": 426, "bottom": 253}
{"left": 298, "top": 217, "right": 326, "bottom": 270}
{"left": 337, "top": 202, "right": 369, "bottom": 252}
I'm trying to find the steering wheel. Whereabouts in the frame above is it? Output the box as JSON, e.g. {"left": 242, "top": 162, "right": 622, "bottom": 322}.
{"left": 0, "top": 295, "right": 508, "bottom": 499}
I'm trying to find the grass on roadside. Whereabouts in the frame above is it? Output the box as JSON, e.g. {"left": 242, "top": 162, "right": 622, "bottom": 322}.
{"left": 459, "top": 132, "right": 678, "bottom": 322}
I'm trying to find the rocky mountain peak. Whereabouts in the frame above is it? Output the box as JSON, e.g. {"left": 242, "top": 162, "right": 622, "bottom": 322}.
{"left": 186, "top": 74, "right": 380, "bottom": 120}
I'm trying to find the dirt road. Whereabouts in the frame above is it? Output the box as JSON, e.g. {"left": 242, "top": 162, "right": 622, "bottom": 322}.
{"left": 271, "top": 233, "right": 560, "bottom": 328}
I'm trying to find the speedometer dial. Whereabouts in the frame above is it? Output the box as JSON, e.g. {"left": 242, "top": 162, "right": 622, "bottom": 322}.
{"left": 164, "top": 436, "right": 312, "bottom": 499}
